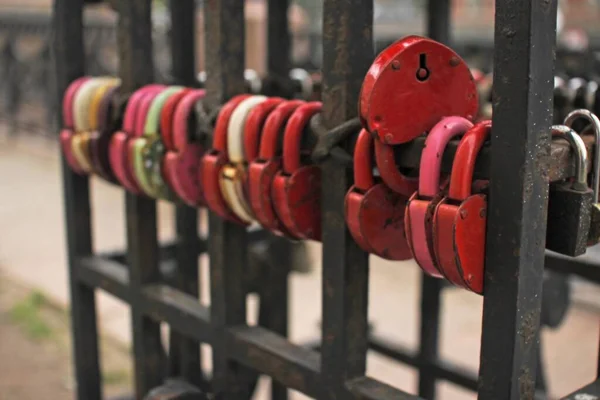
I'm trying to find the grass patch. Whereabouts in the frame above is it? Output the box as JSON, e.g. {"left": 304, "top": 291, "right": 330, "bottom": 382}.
{"left": 9, "top": 290, "right": 53, "bottom": 341}
{"left": 103, "top": 369, "right": 130, "bottom": 385}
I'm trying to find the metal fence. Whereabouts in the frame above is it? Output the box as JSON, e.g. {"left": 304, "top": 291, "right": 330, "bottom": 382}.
{"left": 54, "top": 0, "right": 600, "bottom": 399}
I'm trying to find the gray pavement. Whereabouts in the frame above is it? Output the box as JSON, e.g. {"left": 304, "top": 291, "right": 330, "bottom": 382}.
{"left": 0, "top": 131, "right": 598, "bottom": 399}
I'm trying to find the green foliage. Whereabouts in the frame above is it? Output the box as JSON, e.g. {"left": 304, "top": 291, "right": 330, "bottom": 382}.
{"left": 9, "top": 291, "right": 53, "bottom": 341}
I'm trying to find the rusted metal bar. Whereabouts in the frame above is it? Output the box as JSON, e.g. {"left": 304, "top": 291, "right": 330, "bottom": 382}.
{"left": 116, "top": 1, "right": 165, "bottom": 397}
{"left": 53, "top": 0, "right": 101, "bottom": 398}
{"left": 478, "top": 1, "right": 558, "bottom": 399}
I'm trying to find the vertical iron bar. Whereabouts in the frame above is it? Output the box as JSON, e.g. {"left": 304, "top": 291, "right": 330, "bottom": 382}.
{"left": 53, "top": 0, "right": 101, "bottom": 398}
{"left": 117, "top": 1, "right": 165, "bottom": 398}
{"left": 418, "top": 2, "right": 450, "bottom": 398}
{"left": 320, "top": 0, "right": 373, "bottom": 398}
{"left": 266, "top": 2, "right": 290, "bottom": 399}
{"left": 204, "top": 0, "right": 247, "bottom": 398}
{"left": 478, "top": 1, "right": 557, "bottom": 399}
{"left": 168, "top": 0, "right": 202, "bottom": 386}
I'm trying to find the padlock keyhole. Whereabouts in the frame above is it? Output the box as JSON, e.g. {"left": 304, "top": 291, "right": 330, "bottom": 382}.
{"left": 416, "top": 53, "right": 431, "bottom": 82}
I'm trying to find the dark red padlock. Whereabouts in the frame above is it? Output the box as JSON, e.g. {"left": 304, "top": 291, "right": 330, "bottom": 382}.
{"left": 345, "top": 129, "right": 411, "bottom": 260}
{"left": 359, "top": 35, "right": 478, "bottom": 145}
{"left": 405, "top": 116, "right": 473, "bottom": 278}
{"left": 201, "top": 94, "right": 251, "bottom": 224}
{"left": 60, "top": 76, "right": 89, "bottom": 174}
{"left": 432, "top": 120, "right": 491, "bottom": 294}
{"left": 271, "top": 101, "right": 322, "bottom": 241}
{"left": 248, "top": 100, "right": 305, "bottom": 237}
{"left": 164, "top": 89, "right": 207, "bottom": 206}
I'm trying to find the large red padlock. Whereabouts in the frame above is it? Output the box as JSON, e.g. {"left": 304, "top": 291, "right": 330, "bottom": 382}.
{"left": 345, "top": 129, "right": 411, "bottom": 260}
{"left": 60, "top": 76, "right": 89, "bottom": 174}
{"left": 164, "top": 89, "right": 206, "bottom": 206}
{"left": 432, "top": 120, "right": 491, "bottom": 294}
{"left": 248, "top": 100, "right": 305, "bottom": 237}
{"left": 271, "top": 101, "right": 322, "bottom": 241}
{"left": 201, "top": 94, "right": 251, "bottom": 224}
{"left": 109, "top": 84, "right": 163, "bottom": 193}
{"left": 405, "top": 116, "right": 474, "bottom": 278}
{"left": 359, "top": 35, "right": 478, "bottom": 145}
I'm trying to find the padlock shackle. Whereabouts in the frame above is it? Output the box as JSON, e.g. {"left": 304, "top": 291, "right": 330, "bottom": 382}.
{"left": 419, "top": 116, "right": 473, "bottom": 197}
{"left": 283, "top": 101, "right": 322, "bottom": 174}
{"left": 213, "top": 94, "right": 252, "bottom": 151}
{"left": 160, "top": 88, "right": 193, "bottom": 150}
{"left": 171, "top": 89, "right": 206, "bottom": 151}
{"left": 96, "top": 84, "right": 120, "bottom": 134}
{"left": 564, "top": 109, "right": 600, "bottom": 203}
{"left": 88, "top": 81, "right": 119, "bottom": 130}
{"left": 374, "top": 139, "right": 418, "bottom": 197}
{"left": 551, "top": 125, "right": 588, "bottom": 191}
{"left": 353, "top": 129, "right": 375, "bottom": 191}
{"left": 228, "top": 95, "right": 268, "bottom": 164}
{"left": 135, "top": 89, "right": 164, "bottom": 137}
{"left": 63, "top": 77, "right": 90, "bottom": 128}
{"left": 258, "top": 100, "right": 305, "bottom": 160}
{"left": 448, "top": 120, "right": 492, "bottom": 201}
{"left": 244, "top": 97, "right": 285, "bottom": 162}
{"left": 123, "top": 85, "right": 163, "bottom": 134}
{"left": 144, "top": 86, "right": 184, "bottom": 138}
{"left": 74, "top": 78, "right": 116, "bottom": 132}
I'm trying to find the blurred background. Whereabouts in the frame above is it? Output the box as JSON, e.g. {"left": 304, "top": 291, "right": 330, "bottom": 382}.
{"left": 0, "top": 1, "right": 599, "bottom": 399}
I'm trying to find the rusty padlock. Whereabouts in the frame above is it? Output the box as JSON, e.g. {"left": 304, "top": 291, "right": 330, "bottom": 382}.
{"left": 131, "top": 86, "right": 184, "bottom": 199}
{"left": 202, "top": 94, "right": 252, "bottom": 224}
{"left": 60, "top": 77, "right": 89, "bottom": 174}
{"left": 248, "top": 100, "right": 304, "bottom": 236}
{"left": 271, "top": 101, "right": 322, "bottom": 241}
{"left": 220, "top": 95, "right": 269, "bottom": 223}
{"left": 110, "top": 85, "right": 164, "bottom": 194}
{"left": 564, "top": 109, "right": 600, "bottom": 246}
{"left": 432, "top": 120, "right": 492, "bottom": 294}
{"left": 88, "top": 83, "right": 120, "bottom": 182}
{"left": 405, "top": 116, "right": 474, "bottom": 278}
{"left": 546, "top": 125, "right": 593, "bottom": 257}
{"left": 359, "top": 35, "right": 478, "bottom": 145}
{"left": 164, "top": 89, "right": 206, "bottom": 206}
{"left": 345, "top": 128, "right": 411, "bottom": 260}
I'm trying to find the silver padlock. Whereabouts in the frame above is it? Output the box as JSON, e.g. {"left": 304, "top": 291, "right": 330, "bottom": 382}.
{"left": 564, "top": 109, "right": 600, "bottom": 246}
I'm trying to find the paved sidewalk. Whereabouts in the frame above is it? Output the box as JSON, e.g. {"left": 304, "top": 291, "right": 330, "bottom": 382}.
{"left": 0, "top": 132, "right": 598, "bottom": 399}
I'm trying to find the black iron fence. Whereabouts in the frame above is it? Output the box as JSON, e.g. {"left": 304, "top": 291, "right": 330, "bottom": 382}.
{"left": 54, "top": 0, "right": 600, "bottom": 400}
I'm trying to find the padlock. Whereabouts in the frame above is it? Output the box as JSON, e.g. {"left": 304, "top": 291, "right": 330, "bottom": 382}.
{"left": 546, "top": 125, "right": 593, "bottom": 256}
{"left": 202, "top": 94, "right": 252, "bottom": 224}
{"left": 72, "top": 77, "right": 118, "bottom": 173}
{"left": 109, "top": 84, "right": 163, "bottom": 194}
{"left": 345, "top": 129, "right": 411, "bottom": 260}
{"left": 220, "top": 95, "right": 268, "bottom": 223}
{"left": 248, "top": 100, "right": 305, "bottom": 236}
{"left": 359, "top": 35, "right": 478, "bottom": 145}
{"left": 163, "top": 89, "right": 207, "bottom": 206}
{"left": 161, "top": 88, "right": 193, "bottom": 151}
{"left": 374, "top": 138, "right": 419, "bottom": 196}
{"left": 564, "top": 109, "right": 600, "bottom": 246}
{"left": 432, "top": 120, "right": 492, "bottom": 294}
{"left": 271, "top": 101, "right": 322, "bottom": 240}
{"left": 243, "top": 97, "right": 285, "bottom": 162}
{"left": 405, "top": 116, "right": 474, "bottom": 278}
{"left": 131, "top": 86, "right": 184, "bottom": 199}
{"left": 60, "top": 76, "right": 89, "bottom": 174}
{"left": 89, "top": 83, "right": 120, "bottom": 182}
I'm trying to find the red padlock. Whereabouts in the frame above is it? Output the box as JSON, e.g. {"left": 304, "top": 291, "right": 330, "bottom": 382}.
{"left": 248, "top": 100, "right": 305, "bottom": 236}
{"left": 374, "top": 139, "right": 419, "bottom": 196}
{"left": 161, "top": 88, "right": 192, "bottom": 151}
{"left": 89, "top": 84, "right": 120, "bottom": 182}
{"left": 345, "top": 129, "right": 411, "bottom": 260}
{"left": 244, "top": 97, "right": 285, "bottom": 162}
{"left": 271, "top": 101, "right": 322, "bottom": 241}
{"left": 60, "top": 77, "right": 89, "bottom": 174}
{"left": 109, "top": 85, "right": 162, "bottom": 193}
{"left": 359, "top": 35, "right": 478, "bottom": 145}
{"left": 164, "top": 89, "right": 206, "bottom": 206}
{"left": 201, "top": 94, "right": 251, "bottom": 223}
{"left": 432, "top": 120, "right": 492, "bottom": 294}
{"left": 405, "top": 116, "right": 474, "bottom": 278}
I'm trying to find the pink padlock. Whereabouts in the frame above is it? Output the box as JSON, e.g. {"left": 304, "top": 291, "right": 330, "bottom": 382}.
{"left": 404, "top": 116, "right": 473, "bottom": 278}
